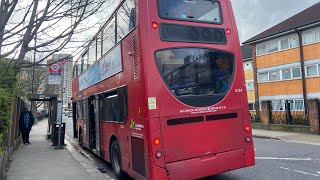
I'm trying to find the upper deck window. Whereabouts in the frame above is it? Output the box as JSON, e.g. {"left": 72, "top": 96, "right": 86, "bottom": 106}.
{"left": 158, "top": 0, "right": 222, "bottom": 24}
{"left": 117, "top": 0, "right": 136, "bottom": 41}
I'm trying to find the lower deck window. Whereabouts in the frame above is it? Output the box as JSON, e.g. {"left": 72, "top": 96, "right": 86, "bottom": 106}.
{"left": 99, "top": 86, "right": 128, "bottom": 123}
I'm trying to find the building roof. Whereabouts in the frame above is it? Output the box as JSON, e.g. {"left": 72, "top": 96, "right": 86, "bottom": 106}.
{"left": 241, "top": 45, "right": 252, "bottom": 60}
{"left": 243, "top": 2, "right": 320, "bottom": 44}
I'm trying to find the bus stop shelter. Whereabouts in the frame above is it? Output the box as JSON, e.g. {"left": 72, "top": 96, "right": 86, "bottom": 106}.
{"left": 27, "top": 93, "right": 59, "bottom": 139}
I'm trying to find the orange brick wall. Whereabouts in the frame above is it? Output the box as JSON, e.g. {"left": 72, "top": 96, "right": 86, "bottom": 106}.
{"left": 257, "top": 42, "right": 320, "bottom": 96}
{"left": 258, "top": 80, "right": 303, "bottom": 96}
{"left": 256, "top": 48, "right": 300, "bottom": 69}
{"left": 306, "top": 77, "right": 320, "bottom": 93}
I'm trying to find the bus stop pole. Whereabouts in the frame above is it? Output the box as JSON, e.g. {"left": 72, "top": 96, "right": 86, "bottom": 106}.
{"left": 55, "top": 62, "right": 65, "bottom": 149}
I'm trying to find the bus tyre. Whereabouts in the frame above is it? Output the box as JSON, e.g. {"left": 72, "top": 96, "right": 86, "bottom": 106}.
{"left": 110, "top": 140, "right": 126, "bottom": 180}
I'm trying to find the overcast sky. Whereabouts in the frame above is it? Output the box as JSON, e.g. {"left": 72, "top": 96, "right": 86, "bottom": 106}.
{"left": 61, "top": 0, "right": 320, "bottom": 58}
{"left": 230, "top": 0, "right": 320, "bottom": 44}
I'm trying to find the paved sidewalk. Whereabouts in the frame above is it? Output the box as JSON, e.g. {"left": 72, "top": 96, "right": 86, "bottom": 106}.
{"left": 253, "top": 129, "right": 320, "bottom": 145}
{"left": 6, "top": 120, "right": 101, "bottom": 180}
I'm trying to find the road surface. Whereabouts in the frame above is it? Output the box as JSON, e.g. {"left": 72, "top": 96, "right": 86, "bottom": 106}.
{"left": 63, "top": 116, "right": 320, "bottom": 180}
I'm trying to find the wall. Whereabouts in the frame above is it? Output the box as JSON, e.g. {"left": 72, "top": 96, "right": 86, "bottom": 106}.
{"left": 303, "top": 43, "right": 320, "bottom": 60}
{"left": 256, "top": 48, "right": 300, "bottom": 69}
{"left": 257, "top": 40, "right": 320, "bottom": 97}
{"left": 243, "top": 59, "right": 255, "bottom": 102}
{"left": 259, "top": 80, "right": 303, "bottom": 96}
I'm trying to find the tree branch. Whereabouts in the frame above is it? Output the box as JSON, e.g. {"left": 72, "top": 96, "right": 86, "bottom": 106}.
{"left": 1, "top": 0, "right": 109, "bottom": 67}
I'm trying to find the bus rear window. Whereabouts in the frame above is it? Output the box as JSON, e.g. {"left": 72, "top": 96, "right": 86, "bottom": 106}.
{"left": 157, "top": 0, "right": 222, "bottom": 24}
{"left": 155, "top": 48, "right": 234, "bottom": 107}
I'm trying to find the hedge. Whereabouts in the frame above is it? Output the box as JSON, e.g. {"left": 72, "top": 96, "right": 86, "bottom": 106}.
{"left": 0, "top": 88, "right": 13, "bottom": 155}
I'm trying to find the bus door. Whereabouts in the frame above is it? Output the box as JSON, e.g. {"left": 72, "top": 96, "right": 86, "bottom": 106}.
{"left": 72, "top": 102, "right": 77, "bottom": 138}
{"left": 88, "top": 95, "right": 97, "bottom": 151}
{"left": 93, "top": 95, "right": 101, "bottom": 156}
{"left": 84, "top": 98, "right": 90, "bottom": 148}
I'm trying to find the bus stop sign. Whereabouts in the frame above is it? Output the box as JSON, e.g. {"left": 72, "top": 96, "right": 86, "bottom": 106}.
{"left": 49, "top": 63, "right": 62, "bottom": 73}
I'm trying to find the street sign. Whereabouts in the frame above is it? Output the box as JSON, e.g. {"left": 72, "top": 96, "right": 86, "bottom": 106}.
{"left": 48, "top": 62, "right": 63, "bottom": 84}
{"left": 48, "top": 74, "right": 61, "bottom": 85}
{"left": 49, "top": 63, "right": 62, "bottom": 73}
{"left": 56, "top": 101, "right": 62, "bottom": 124}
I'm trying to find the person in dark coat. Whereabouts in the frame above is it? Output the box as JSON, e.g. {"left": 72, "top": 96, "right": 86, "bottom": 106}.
{"left": 19, "top": 107, "right": 35, "bottom": 144}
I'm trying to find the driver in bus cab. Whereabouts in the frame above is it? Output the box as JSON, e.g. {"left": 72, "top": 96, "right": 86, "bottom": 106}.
{"left": 214, "top": 55, "right": 232, "bottom": 94}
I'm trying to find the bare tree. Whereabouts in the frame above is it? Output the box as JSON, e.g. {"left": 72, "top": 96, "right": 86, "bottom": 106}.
{"left": 0, "top": 0, "right": 116, "bottom": 68}
{"left": 17, "top": 51, "right": 48, "bottom": 115}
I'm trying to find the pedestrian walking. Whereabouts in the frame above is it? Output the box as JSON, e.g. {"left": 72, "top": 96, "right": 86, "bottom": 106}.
{"left": 19, "top": 107, "right": 35, "bottom": 144}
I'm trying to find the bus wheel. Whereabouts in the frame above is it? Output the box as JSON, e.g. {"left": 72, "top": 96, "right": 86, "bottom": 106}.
{"left": 110, "top": 140, "right": 126, "bottom": 179}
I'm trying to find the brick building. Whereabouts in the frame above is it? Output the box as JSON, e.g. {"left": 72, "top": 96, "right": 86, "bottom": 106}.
{"left": 241, "top": 45, "right": 255, "bottom": 116}
{"left": 243, "top": 2, "right": 320, "bottom": 133}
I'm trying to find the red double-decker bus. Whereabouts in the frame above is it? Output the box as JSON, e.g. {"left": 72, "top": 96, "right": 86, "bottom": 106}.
{"left": 72, "top": 0, "right": 255, "bottom": 179}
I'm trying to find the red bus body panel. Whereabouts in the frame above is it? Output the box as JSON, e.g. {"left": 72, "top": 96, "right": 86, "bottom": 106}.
{"left": 72, "top": 0, "right": 255, "bottom": 179}
{"left": 139, "top": 0, "right": 255, "bottom": 178}
{"left": 160, "top": 111, "right": 244, "bottom": 163}
{"left": 166, "top": 149, "right": 244, "bottom": 180}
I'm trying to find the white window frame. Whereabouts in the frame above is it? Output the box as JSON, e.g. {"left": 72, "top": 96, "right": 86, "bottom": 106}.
{"left": 256, "top": 44, "right": 267, "bottom": 56}
{"left": 243, "top": 61, "right": 253, "bottom": 71}
{"left": 246, "top": 82, "right": 254, "bottom": 90}
{"left": 305, "top": 64, "right": 319, "bottom": 77}
{"left": 289, "top": 36, "right": 299, "bottom": 48}
{"left": 316, "top": 29, "right": 320, "bottom": 42}
{"left": 258, "top": 66, "right": 302, "bottom": 83}
{"left": 267, "top": 40, "right": 279, "bottom": 53}
{"left": 282, "top": 68, "right": 292, "bottom": 80}
{"left": 303, "top": 30, "right": 316, "bottom": 45}
{"left": 280, "top": 38, "right": 290, "bottom": 50}
{"left": 271, "top": 100, "right": 285, "bottom": 111}
{"left": 258, "top": 72, "right": 269, "bottom": 83}
{"left": 288, "top": 99, "right": 304, "bottom": 111}
{"left": 269, "top": 70, "right": 281, "bottom": 82}
{"left": 256, "top": 35, "right": 299, "bottom": 56}
{"left": 291, "top": 67, "right": 302, "bottom": 79}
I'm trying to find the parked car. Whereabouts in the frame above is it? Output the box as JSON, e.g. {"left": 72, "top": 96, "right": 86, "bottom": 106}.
{"left": 65, "top": 110, "right": 72, "bottom": 118}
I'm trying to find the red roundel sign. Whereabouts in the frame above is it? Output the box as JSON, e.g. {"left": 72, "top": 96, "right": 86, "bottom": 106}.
{"left": 49, "top": 63, "right": 62, "bottom": 73}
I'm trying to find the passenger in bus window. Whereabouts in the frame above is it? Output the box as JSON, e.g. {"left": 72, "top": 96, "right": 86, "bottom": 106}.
{"left": 214, "top": 56, "right": 232, "bottom": 94}
{"left": 111, "top": 101, "right": 120, "bottom": 122}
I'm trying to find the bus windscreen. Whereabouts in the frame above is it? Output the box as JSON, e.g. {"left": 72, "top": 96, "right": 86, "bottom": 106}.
{"left": 157, "top": 0, "right": 222, "bottom": 24}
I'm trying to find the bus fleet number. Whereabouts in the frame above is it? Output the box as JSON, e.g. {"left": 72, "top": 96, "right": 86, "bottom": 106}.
{"left": 235, "top": 88, "right": 243, "bottom": 93}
